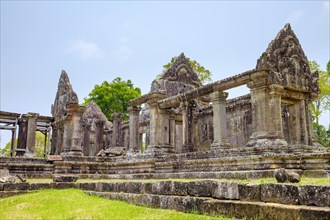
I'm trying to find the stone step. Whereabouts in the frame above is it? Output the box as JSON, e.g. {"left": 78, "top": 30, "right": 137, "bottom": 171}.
{"left": 86, "top": 191, "right": 330, "bottom": 220}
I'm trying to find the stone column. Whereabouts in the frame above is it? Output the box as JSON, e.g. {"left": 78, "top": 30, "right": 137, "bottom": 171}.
{"left": 112, "top": 113, "right": 122, "bottom": 147}
{"left": 62, "top": 103, "right": 85, "bottom": 156}
{"left": 169, "top": 114, "right": 176, "bottom": 148}
{"left": 25, "top": 113, "right": 39, "bottom": 157}
{"left": 269, "top": 84, "right": 285, "bottom": 138}
{"left": 128, "top": 106, "right": 141, "bottom": 152}
{"left": 146, "top": 92, "right": 174, "bottom": 155}
{"left": 181, "top": 101, "right": 195, "bottom": 153}
{"left": 210, "top": 91, "right": 230, "bottom": 150}
{"left": 247, "top": 71, "right": 287, "bottom": 147}
{"left": 10, "top": 120, "right": 17, "bottom": 157}
{"left": 16, "top": 117, "right": 28, "bottom": 156}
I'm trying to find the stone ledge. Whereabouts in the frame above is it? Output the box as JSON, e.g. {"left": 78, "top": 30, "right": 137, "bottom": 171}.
{"left": 86, "top": 191, "right": 330, "bottom": 220}
{"left": 1, "top": 181, "right": 329, "bottom": 207}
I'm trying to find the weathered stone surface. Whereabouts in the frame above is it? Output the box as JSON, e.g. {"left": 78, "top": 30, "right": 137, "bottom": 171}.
{"left": 212, "top": 182, "right": 239, "bottom": 200}
{"left": 51, "top": 70, "right": 79, "bottom": 119}
{"left": 172, "top": 181, "right": 188, "bottom": 196}
{"left": 51, "top": 182, "right": 78, "bottom": 189}
{"left": 261, "top": 184, "right": 300, "bottom": 205}
{"left": 53, "top": 175, "right": 79, "bottom": 183}
{"left": 274, "top": 168, "right": 287, "bottom": 183}
{"left": 299, "top": 185, "right": 330, "bottom": 207}
{"left": 0, "top": 169, "right": 16, "bottom": 183}
{"left": 299, "top": 207, "right": 330, "bottom": 220}
{"left": 286, "top": 170, "right": 301, "bottom": 183}
{"left": 151, "top": 181, "right": 172, "bottom": 195}
{"left": 97, "top": 148, "right": 125, "bottom": 157}
{"left": 187, "top": 180, "right": 213, "bottom": 197}
{"left": 238, "top": 183, "right": 260, "bottom": 201}
{"left": 274, "top": 168, "right": 301, "bottom": 183}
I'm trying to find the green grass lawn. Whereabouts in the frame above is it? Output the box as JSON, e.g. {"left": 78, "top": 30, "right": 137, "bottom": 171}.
{"left": 0, "top": 189, "right": 231, "bottom": 220}
{"left": 25, "top": 177, "right": 330, "bottom": 185}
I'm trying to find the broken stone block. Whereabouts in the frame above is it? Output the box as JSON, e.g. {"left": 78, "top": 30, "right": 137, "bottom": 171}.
{"left": 53, "top": 175, "right": 79, "bottom": 183}
{"left": 0, "top": 169, "right": 16, "bottom": 183}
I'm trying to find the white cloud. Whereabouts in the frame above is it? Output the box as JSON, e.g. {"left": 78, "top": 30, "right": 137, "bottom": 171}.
{"left": 285, "top": 10, "right": 304, "bottom": 24}
{"left": 68, "top": 40, "right": 104, "bottom": 60}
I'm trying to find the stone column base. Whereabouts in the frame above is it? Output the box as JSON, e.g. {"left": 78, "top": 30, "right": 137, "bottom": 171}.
{"left": 145, "top": 145, "right": 175, "bottom": 155}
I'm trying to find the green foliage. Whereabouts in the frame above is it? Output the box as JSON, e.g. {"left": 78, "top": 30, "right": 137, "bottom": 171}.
{"left": 309, "top": 61, "right": 330, "bottom": 147}
{"left": 161, "top": 56, "right": 212, "bottom": 84}
{"left": 83, "top": 77, "right": 141, "bottom": 121}
{"left": 0, "top": 189, "right": 229, "bottom": 220}
{"left": 0, "top": 132, "right": 46, "bottom": 157}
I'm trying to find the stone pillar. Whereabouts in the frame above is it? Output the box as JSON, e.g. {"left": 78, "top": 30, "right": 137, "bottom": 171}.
{"left": 146, "top": 92, "right": 174, "bottom": 155}
{"left": 169, "top": 114, "right": 176, "bottom": 148}
{"left": 210, "top": 91, "right": 230, "bottom": 150}
{"left": 128, "top": 106, "right": 141, "bottom": 152}
{"left": 268, "top": 84, "right": 285, "bottom": 138}
{"left": 181, "top": 101, "right": 196, "bottom": 153}
{"left": 10, "top": 120, "right": 17, "bottom": 157}
{"left": 247, "top": 71, "right": 288, "bottom": 147}
{"left": 112, "top": 113, "right": 122, "bottom": 147}
{"left": 16, "top": 117, "right": 28, "bottom": 156}
{"left": 25, "top": 113, "right": 39, "bottom": 157}
{"left": 62, "top": 103, "right": 85, "bottom": 156}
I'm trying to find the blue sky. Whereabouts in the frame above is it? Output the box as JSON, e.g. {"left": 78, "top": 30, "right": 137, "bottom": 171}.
{"left": 1, "top": 1, "right": 329, "bottom": 146}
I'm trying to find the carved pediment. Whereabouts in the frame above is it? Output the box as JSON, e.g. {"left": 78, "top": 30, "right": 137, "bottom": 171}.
{"left": 160, "top": 53, "right": 202, "bottom": 87}
{"left": 82, "top": 101, "right": 108, "bottom": 122}
{"left": 51, "top": 70, "right": 79, "bottom": 120}
{"left": 256, "top": 24, "right": 318, "bottom": 92}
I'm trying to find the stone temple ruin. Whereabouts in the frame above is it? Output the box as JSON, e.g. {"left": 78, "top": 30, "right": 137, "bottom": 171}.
{"left": 0, "top": 24, "right": 329, "bottom": 219}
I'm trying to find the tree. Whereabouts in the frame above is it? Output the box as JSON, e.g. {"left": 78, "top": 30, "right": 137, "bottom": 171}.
{"left": 83, "top": 77, "right": 141, "bottom": 121}
{"left": 309, "top": 60, "right": 330, "bottom": 147}
{"left": 160, "top": 56, "right": 212, "bottom": 84}
{"left": 0, "top": 132, "right": 47, "bottom": 157}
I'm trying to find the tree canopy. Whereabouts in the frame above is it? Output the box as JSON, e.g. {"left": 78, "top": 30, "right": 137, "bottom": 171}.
{"left": 160, "top": 56, "right": 212, "bottom": 84}
{"left": 83, "top": 77, "right": 141, "bottom": 121}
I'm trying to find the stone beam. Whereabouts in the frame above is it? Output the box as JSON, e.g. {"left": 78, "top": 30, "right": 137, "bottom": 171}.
{"left": 129, "top": 93, "right": 151, "bottom": 106}
{"left": 157, "top": 69, "right": 256, "bottom": 109}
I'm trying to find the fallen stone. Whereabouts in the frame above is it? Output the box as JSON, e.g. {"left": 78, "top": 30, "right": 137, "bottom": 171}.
{"left": 0, "top": 169, "right": 16, "bottom": 183}
{"left": 274, "top": 168, "right": 287, "bottom": 183}
{"left": 274, "top": 168, "right": 301, "bottom": 183}
{"left": 286, "top": 170, "right": 301, "bottom": 183}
